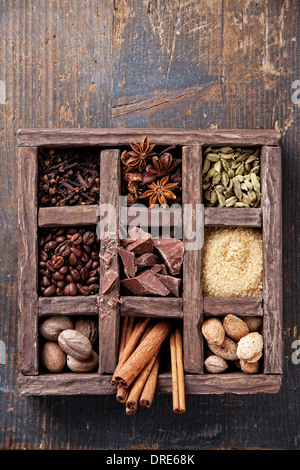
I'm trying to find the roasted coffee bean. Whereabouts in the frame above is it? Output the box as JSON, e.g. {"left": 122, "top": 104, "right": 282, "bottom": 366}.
{"left": 39, "top": 251, "right": 48, "bottom": 262}
{"left": 71, "top": 246, "right": 82, "bottom": 258}
{"left": 88, "top": 284, "right": 98, "bottom": 293}
{"left": 78, "top": 286, "right": 91, "bottom": 296}
{"left": 86, "top": 277, "right": 98, "bottom": 286}
{"left": 52, "top": 255, "right": 65, "bottom": 270}
{"left": 39, "top": 261, "right": 47, "bottom": 269}
{"left": 56, "top": 280, "right": 66, "bottom": 289}
{"left": 59, "top": 265, "right": 69, "bottom": 276}
{"left": 85, "top": 259, "right": 93, "bottom": 269}
{"left": 70, "top": 269, "right": 80, "bottom": 282}
{"left": 91, "top": 251, "right": 99, "bottom": 261}
{"left": 46, "top": 260, "right": 56, "bottom": 272}
{"left": 83, "top": 231, "right": 95, "bottom": 246}
{"left": 43, "top": 285, "right": 56, "bottom": 297}
{"left": 80, "top": 267, "right": 89, "bottom": 282}
{"left": 81, "top": 251, "right": 90, "bottom": 263}
{"left": 55, "top": 236, "right": 66, "bottom": 244}
{"left": 64, "top": 282, "right": 78, "bottom": 296}
{"left": 44, "top": 240, "right": 57, "bottom": 252}
{"left": 59, "top": 245, "right": 71, "bottom": 257}
{"left": 65, "top": 274, "right": 73, "bottom": 283}
{"left": 91, "top": 261, "right": 100, "bottom": 269}
{"left": 40, "top": 276, "right": 51, "bottom": 287}
{"left": 70, "top": 233, "right": 83, "bottom": 245}
{"left": 52, "top": 271, "right": 65, "bottom": 281}
{"left": 68, "top": 253, "right": 78, "bottom": 266}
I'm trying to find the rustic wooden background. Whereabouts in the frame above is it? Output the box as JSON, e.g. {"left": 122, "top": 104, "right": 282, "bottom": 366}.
{"left": 0, "top": 0, "right": 299, "bottom": 450}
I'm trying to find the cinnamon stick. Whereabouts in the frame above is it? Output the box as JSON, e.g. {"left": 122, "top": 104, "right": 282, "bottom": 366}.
{"left": 114, "top": 320, "right": 172, "bottom": 389}
{"left": 111, "top": 317, "right": 151, "bottom": 387}
{"left": 116, "top": 316, "right": 130, "bottom": 401}
{"left": 140, "top": 353, "right": 160, "bottom": 408}
{"left": 126, "top": 352, "right": 158, "bottom": 414}
{"left": 125, "top": 316, "right": 134, "bottom": 344}
{"left": 170, "top": 328, "right": 186, "bottom": 414}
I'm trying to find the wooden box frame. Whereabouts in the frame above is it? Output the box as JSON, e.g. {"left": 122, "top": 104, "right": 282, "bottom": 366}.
{"left": 17, "top": 128, "right": 283, "bottom": 396}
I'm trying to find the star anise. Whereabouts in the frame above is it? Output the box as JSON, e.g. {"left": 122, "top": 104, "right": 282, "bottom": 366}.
{"left": 142, "top": 152, "right": 181, "bottom": 185}
{"left": 121, "top": 136, "right": 157, "bottom": 172}
{"left": 139, "top": 176, "right": 178, "bottom": 208}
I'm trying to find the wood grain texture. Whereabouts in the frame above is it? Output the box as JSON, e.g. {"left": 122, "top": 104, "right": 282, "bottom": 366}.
{"left": 98, "top": 149, "right": 121, "bottom": 373}
{"left": 17, "top": 127, "right": 281, "bottom": 147}
{"left": 204, "top": 297, "right": 263, "bottom": 316}
{"left": 1, "top": 0, "right": 299, "bottom": 452}
{"left": 182, "top": 145, "right": 203, "bottom": 373}
{"left": 204, "top": 208, "right": 262, "bottom": 227}
{"left": 38, "top": 205, "right": 99, "bottom": 227}
{"left": 261, "top": 146, "right": 283, "bottom": 374}
{"left": 38, "top": 296, "right": 99, "bottom": 316}
{"left": 120, "top": 296, "right": 183, "bottom": 318}
{"left": 18, "top": 147, "right": 39, "bottom": 375}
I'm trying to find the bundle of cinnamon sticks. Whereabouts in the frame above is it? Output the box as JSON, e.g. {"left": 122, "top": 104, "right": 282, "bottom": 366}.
{"left": 112, "top": 316, "right": 186, "bottom": 415}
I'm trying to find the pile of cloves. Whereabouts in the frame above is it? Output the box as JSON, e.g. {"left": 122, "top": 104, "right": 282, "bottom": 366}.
{"left": 38, "top": 148, "right": 100, "bottom": 206}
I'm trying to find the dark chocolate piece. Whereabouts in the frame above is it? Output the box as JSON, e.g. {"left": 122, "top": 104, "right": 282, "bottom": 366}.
{"left": 117, "top": 246, "right": 137, "bottom": 278}
{"left": 152, "top": 238, "right": 184, "bottom": 275}
{"left": 120, "top": 270, "right": 170, "bottom": 296}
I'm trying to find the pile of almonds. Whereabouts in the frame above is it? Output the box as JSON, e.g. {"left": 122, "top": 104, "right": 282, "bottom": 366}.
{"left": 39, "top": 316, "right": 98, "bottom": 373}
{"left": 202, "top": 314, "right": 263, "bottom": 374}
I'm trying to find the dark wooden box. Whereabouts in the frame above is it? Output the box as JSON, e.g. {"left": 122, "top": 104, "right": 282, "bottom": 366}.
{"left": 17, "top": 128, "right": 283, "bottom": 395}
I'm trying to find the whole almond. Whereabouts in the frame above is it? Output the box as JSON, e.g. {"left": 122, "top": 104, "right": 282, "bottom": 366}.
{"left": 237, "top": 332, "right": 263, "bottom": 361}
{"left": 39, "top": 316, "right": 74, "bottom": 341}
{"left": 204, "top": 355, "right": 228, "bottom": 373}
{"left": 223, "top": 314, "right": 249, "bottom": 342}
{"left": 41, "top": 341, "right": 66, "bottom": 373}
{"left": 67, "top": 351, "right": 99, "bottom": 372}
{"left": 74, "top": 317, "right": 98, "bottom": 344}
{"left": 202, "top": 318, "right": 225, "bottom": 346}
{"left": 207, "top": 336, "right": 238, "bottom": 361}
{"left": 58, "top": 329, "right": 92, "bottom": 360}
{"left": 240, "top": 358, "right": 260, "bottom": 374}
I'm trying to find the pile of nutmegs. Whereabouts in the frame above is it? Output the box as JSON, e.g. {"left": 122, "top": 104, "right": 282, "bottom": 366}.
{"left": 39, "top": 227, "right": 100, "bottom": 297}
{"left": 202, "top": 314, "right": 263, "bottom": 374}
{"left": 202, "top": 146, "right": 261, "bottom": 208}
{"left": 39, "top": 316, "right": 98, "bottom": 373}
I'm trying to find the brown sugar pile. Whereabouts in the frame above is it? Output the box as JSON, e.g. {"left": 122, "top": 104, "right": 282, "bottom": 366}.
{"left": 203, "top": 227, "right": 263, "bottom": 297}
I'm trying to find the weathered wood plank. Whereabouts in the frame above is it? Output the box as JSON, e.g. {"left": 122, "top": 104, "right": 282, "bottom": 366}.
{"left": 182, "top": 145, "right": 203, "bottom": 373}
{"left": 38, "top": 296, "right": 98, "bottom": 316}
{"left": 261, "top": 146, "right": 283, "bottom": 374}
{"left": 18, "top": 147, "right": 39, "bottom": 375}
{"left": 98, "top": 149, "right": 121, "bottom": 373}
{"left": 17, "top": 372, "right": 282, "bottom": 396}
{"left": 204, "top": 208, "right": 262, "bottom": 227}
{"left": 17, "top": 128, "right": 281, "bottom": 147}
{"left": 120, "top": 296, "right": 183, "bottom": 318}
{"left": 38, "top": 205, "right": 99, "bottom": 227}
{"left": 204, "top": 297, "right": 263, "bottom": 316}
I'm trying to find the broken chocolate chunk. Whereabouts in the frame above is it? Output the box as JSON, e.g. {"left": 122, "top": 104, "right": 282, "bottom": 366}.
{"left": 153, "top": 273, "right": 182, "bottom": 297}
{"left": 120, "top": 270, "right": 170, "bottom": 296}
{"left": 136, "top": 252, "right": 161, "bottom": 268}
{"left": 102, "top": 269, "right": 119, "bottom": 294}
{"left": 126, "top": 233, "right": 153, "bottom": 255}
{"left": 117, "top": 246, "right": 137, "bottom": 278}
{"left": 152, "top": 238, "right": 184, "bottom": 275}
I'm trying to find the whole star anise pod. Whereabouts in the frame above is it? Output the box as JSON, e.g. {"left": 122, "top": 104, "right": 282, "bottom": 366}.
{"left": 139, "top": 176, "right": 178, "bottom": 208}
{"left": 142, "top": 152, "right": 181, "bottom": 185}
{"left": 121, "top": 136, "right": 157, "bottom": 172}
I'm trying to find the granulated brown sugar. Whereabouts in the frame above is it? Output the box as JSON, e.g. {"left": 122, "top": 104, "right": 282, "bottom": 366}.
{"left": 203, "top": 227, "right": 263, "bottom": 297}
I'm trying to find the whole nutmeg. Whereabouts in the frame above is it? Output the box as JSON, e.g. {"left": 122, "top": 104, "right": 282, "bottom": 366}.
{"left": 204, "top": 355, "right": 228, "bottom": 374}
{"left": 39, "top": 316, "right": 74, "bottom": 341}
{"left": 58, "top": 329, "right": 92, "bottom": 360}
{"left": 241, "top": 316, "right": 263, "bottom": 333}
{"left": 74, "top": 317, "right": 98, "bottom": 344}
{"left": 202, "top": 318, "right": 225, "bottom": 346}
{"left": 41, "top": 341, "right": 66, "bottom": 373}
{"left": 223, "top": 314, "right": 249, "bottom": 342}
{"left": 67, "top": 350, "right": 99, "bottom": 372}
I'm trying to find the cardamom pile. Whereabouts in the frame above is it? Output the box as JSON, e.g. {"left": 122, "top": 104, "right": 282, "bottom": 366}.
{"left": 202, "top": 146, "right": 261, "bottom": 208}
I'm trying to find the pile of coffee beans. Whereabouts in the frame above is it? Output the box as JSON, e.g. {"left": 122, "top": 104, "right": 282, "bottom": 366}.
{"left": 39, "top": 227, "right": 100, "bottom": 296}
